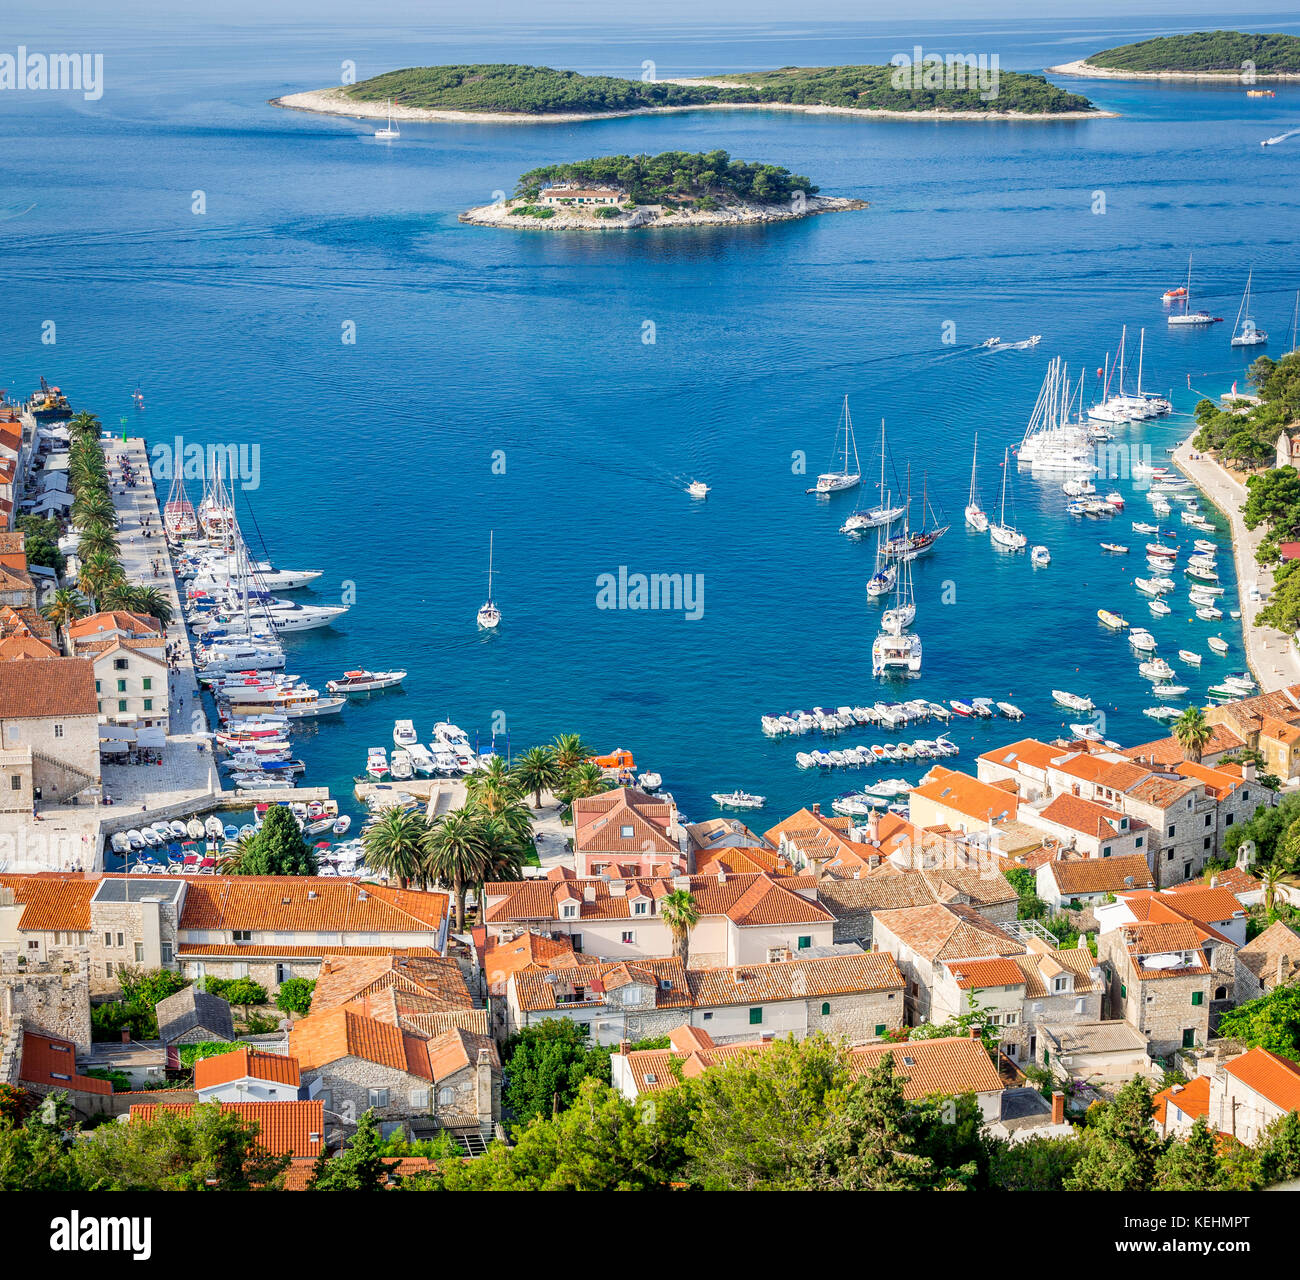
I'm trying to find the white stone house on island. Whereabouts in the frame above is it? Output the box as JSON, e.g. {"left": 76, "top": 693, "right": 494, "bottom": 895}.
{"left": 539, "top": 186, "right": 624, "bottom": 207}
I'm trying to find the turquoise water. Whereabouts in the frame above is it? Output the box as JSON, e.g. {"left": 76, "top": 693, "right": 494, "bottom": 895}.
{"left": 2, "top": 14, "right": 1299, "bottom": 826}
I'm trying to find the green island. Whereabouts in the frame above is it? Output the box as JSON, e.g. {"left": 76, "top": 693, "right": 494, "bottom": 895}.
{"left": 458, "top": 149, "right": 866, "bottom": 232}
{"left": 276, "top": 61, "right": 1099, "bottom": 120}
{"left": 1053, "top": 30, "right": 1300, "bottom": 78}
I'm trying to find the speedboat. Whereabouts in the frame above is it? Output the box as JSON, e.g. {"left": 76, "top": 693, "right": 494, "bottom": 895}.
{"left": 186, "top": 818, "right": 205, "bottom": 840}
{"left": 687, "top": 480, "right": 710, "bottom": 498}
{"left": 949, "top": 700, "right": 974, "bottom": 717}
{"left": 1098, "top": 609, "right": 1128, "bottom": 630}
{"left": 1149, "top": 599, "right": 1172, "bottom": 616}
{"left": 1179, "top": 650, "right": 1203, "bottom": 666}
{"left": 366, "top": 747, "right": 389, "bottom": 779}
{"left": 1132, "top": 522, "right": 1158, "bottom": 535}
{"left": 1208, "top": 636, "right": 1230, "bottom": 655}
{"left": 406, "top": 743, "right": 436, "bottom": 775}
{"left": 394, "top": 719, "right": 418, "bottom": 749}
{"left": 1071, "top": 723, "right": 1103, "bottom": 741}
{"left": 109, "top": 832, "right": 132, "bottom": 855}
{"left": 1100, "top": 542, "right": 1128, "bottom": 554}
{"left": 1052, "top": 690, "right": 1094, "bottom": 711}
{"left": 1145, "top": 705, "right": 1181, "bottom": 721}
{"left": 1196, "top": 606, "right": 1224, "bottom": 621}
{"left": 1139, "top": 657, "right": 1175, "bottom": 681}
{"left": 333, "top": 815, "right": 352, "bottom": 835}
{"left": 1193, "top": 540, "right": 1218, "bottom": 554}
{"left": 1153, "top": 683, "right": 1190, "bottom": 698}
{"left": 638, "top": 771, "right": 662, "bottom": 791}
{"left": 326, "top": 669, "right": 406, "bottom": 695}
{"left": 711, "top": 790, "right": 766, "bottom": 810}
{"left": 997, "top": 702, "right": 1024, "bottom": 719}
{"left": 1031, "top": 545, "right": 1051, "bottom": 566}
{"left": 389, "top": 750, "right": 414, "bottom": 781}
{"left": 1129, "top": 629, "right": 1158, "bottom": 653}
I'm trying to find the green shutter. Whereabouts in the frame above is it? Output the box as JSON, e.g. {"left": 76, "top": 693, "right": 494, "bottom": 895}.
{"left": 1121, "top": 983, "right": 1127, "bottom": 999}
{"left": 1192, "top": 991, "right": 1203, "bottom": 1006}
{"left": 821, "top": 1002, "right": 830, "bottom": 1016}
{"left": 749, "top": 1007, "right": 762, "bottom": 1026}
{"left": 875, "top": 1024, "right": 887, "bottom": 1037}
{"left": 798, "top": 935, "right": 811, "bottom": 949}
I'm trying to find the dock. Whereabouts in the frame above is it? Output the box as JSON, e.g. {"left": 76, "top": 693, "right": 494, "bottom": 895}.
{"left": 1173, "top": 435, "right": 1300, "bottom": 693}
{"left": 354, "top": 778, "right": 466, "bottom": 816}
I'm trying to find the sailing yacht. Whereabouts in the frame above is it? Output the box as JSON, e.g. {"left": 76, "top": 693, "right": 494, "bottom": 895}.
{"left": 163, "top": 473, "right": 198, "bottom": 541}
{"left": 1230, "top": 270, "right": 1268, "bottom": 347}
{"left": 1168, "top": 254, "right": 1217, "bottom": 326}
{"left": 841, "top": 420, "right": 904, "bottom": 531}
{"left": 989, "top": 448, "right": 1027, "bottom": 550}
{"left": 881, "top": 520, "right": 917, "bottom": 634}
{"left": 477, "top": 531, "right": 501, "bottom": 629}
{"left": 1016, "top": 358, "right": 1099, "bottom": 473}
{"left": 374, "top": 100, "right": 400, "bottom": 139}
{"left": 964, "top": 434, "right": 989, "bottom": 532}
{"left": 808, "top": 396, "right": 862, "bottom": 494}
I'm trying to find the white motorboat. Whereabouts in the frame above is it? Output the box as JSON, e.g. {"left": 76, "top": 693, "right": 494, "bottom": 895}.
{"left": 997, "top": 702, "right": 1024, "bottom": 719}
{"left": 394, "top": 719, "right": 418, "bottom": 749}
{"left": 326, "top": 669, "right": 406, "bottom": 694}
{"left": 1230, "top": 269, "right": 1268, "bottom": 347}
{"left": 477, "top": 531, "right": 501, "bottom": 629}
{"left": 374, "top": 99, "right": 400, "bottom": 139}
{"left": 1052, "top": 690, "right": 1093, "bottom": 711}
{"left": 1097, "top": 609, "right": 1128, "bottom": 630}
{"left": 1129, "top": 628, "right": 1158, "bottom": 653}
{"left": 109, "top": 832, "right": 132, "bottom": 854}
{"left": 1178, "top": 649, "right": 1203, "bottom": 666}
{"left": 390, "top": 750, "right": 414, "bottom": 781}
{"left": 1196, "top": 606, "right": 1224, "bottom": 621}
{"left": 1071, "top": 723, "right": 1103, "bottom": 741}
{"left": 989, "top": 447, "right": 1027, "bottom": 550}
{"left": 186, "top": 818, "right": 206, "bottom": 840}
{"left": 872, "top": 631, "right": 922, "bottom": 677}
{"left": 711, "top": 790, "right": 766, "bottom": 810}
{"left": 1153, "top": 683, "right": 1190, "bottom": 698}
{"left": 406, "top": 743, "right": 436, "bottom": 775}
{"left": 1149, "top": 598, "right": 1171, "bottom": 616}
{"left": 1145, "top": 705, "right": 1181, "bottom": 721}
{"left": 964, "top": 434, "right": 989, "bottom": 531}
{"left": 1031, "top": 545, "right": 1051, "bottom": 566}
{"left": 1139, "top": 657, "right": 1176, "bottom": 681}
{"left": 638, "top": 771, "right": 662, "bottom": 791}
{"left": 808, "top": 396, "right": 862, "bottom": 494}
{"left": 333, "top": 815, "right": 352, "bottom": 835}
{"left": 687, "top": 480, "right": 710, "bottom": 498}
{"left": 366, "top": 747, "right": 389, "bottom": 779}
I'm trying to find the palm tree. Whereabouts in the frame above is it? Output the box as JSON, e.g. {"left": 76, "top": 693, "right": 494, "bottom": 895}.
{"left": 422, "top": 807, "right": 490, "bottom": 933}
{"left": 464, "top": 754, "right": 519, "bottom": 817}
{"left": 512, "top": 745, "right": 562, "bottom": 809}
{"left": 100, "top": 580, "right": 144, "bottom": 615}
{"left": 1173, "top": 706, "right": 1213, "bottom": 763}
{"left": 40, "top": 588, "right": 88, "bottom": 649}
{"left": 68, "top": 411, "right": 102, "bottom": 439}
{"left": 72, "top": 491, "right": 115, "bottom": 528}
{"left": 362, "top": 807, "right": 431, "bottom": 890}
{"left": 76, "top": 522, "right": 119, "bottom": 560}
{"left": 561, "top": 760, "right": 612, "bottom": 804}
{"left": 133, "top": 586, "right": 174, "bottom": 629}
{"left": 218, "top": 828, "right": 259, "bottom": 875}
{"left": 1261, "top": 861, "right": 1288, "bottom": 915}
{"left": 660, "top": 889, "right": 700, "bottom": 968}
{"left": 552, "top": 732, "right": 594, "bottom": 774}
{"left": 77, "top": 551, "right": 125, "bottom": 609}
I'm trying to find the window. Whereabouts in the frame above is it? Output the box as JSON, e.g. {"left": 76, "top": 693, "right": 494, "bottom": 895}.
{"left": 749, "top": 1007, "right": 763, "bottom": 1026}
{"left": 118, "top": 700, "right": 127, "bottom": 712}
{"left": 276, "top": 963, "right": 289, "bottom": 984}
{"left": 113, "top": 658, "right": 128, "bottom": 670}
{"left": 1192, "top": 991, "right": 1203, "bottom": 1006}
{"left": 1136, "top": 836, "right": 1144, "bottom": 848}
{"left": 53, "top": 724, "right": 64, "bottom": 739}
{"left": 142, "top": 677, "right": 152, "bottom": 691}
{"left": 621, "top": 930, "right": 635, "bottom": 944}
{"left": 410, "top": 1088, "right": 429, "bottom": 1108}
{"left": 634, "top": 901, "right": 647, "bottom": 915}
{"left": 1102, "top": 845, "right": 1112, "bottom": 857}
{"left": 1075, "top": 998, "right": 1085, "bottom": 1014}
{"left": 95, "top": 680, "right": 101, "bottom": 693}
{"left": 232, "top": 929, "right": 252, "bottom": 943}
{"left": 1004, "top": 1011, "right": 1019, "bottom": 1026}
{"left": 105, "top": 963, "right": 113, "bottom": 977}
{"left": 134, "top": 943, "right": 144, "bottom": 963}
{"left": 1204, "top": 837, "right": 1212, "bottom": 850}
{"left": 368, "top": 1089, "right": 389, "bottom": 1108}
{"left": 1052, "top": 976, "right": 1069, "bottom": 993}
{"left": 798, "top": 935, "right": 811, "bottom": 950}
{"left": 116, "top": 679, "right": 126, "bottom": 692}
{"left": 875, "top": 1024, "right": 887, "bottom": 1037}
{"left": 160, "top": 943, "right": 173, "bottom": 964}
{"left": 1182, "top": 1028, "right": 1196, "bottom": 1049}
{"left": 10, "top": 776, "right": 19, "bottom": 791}
{"left": 1120, "top": 983, "right": 1127, "bottom": 999}
{"left": 1167, "top": 850, "right": 1174, "bottom": 861}
{"left": 821, "top": 1002, "right": 830, "bottom": 1015}
{"left": 437, "top": 1087, "right": 455, "bottom": 1106}
{"left": 1242, "top": 790, "right": 1250, "bottom": 802}
{"left": 1167, "top": 825, "right": 1176, "bottom": 838}
{"left": 143, "top": 700, "right": 152, "bottom": 712}
{"left": 620, "top": 825, "right": 634, "bottom": 838}
{"left": 562, "top": 904, "right": 577, "bottom": 919}
{"left": 702, "top": 1011, "right": 713, "bottom": 1021}
{"left": 1226, "top": 814, "right": 1235, "bottom": 827}
{"left": 1204, "top": 814, "right": 1213, "bottom": 827}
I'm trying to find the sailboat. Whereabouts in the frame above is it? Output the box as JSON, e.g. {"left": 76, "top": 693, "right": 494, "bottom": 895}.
{"left": 885, "top": 472, "right": 948, "bottom": 560}
{"left": 808, "top": 396, "right": 861, "bottom": 494}
{"left": 881, "top": 512, "right": 916, "bottom": 635}
{"left": 1168, "top": 253, "right": 1217, "bottom": 327}
{"left": 964, "top": 434, "right": 988, "bottom": 532}
{"left": 374, "top": 100, "right": 400, "bottom": 139}
{"left": 989, "top": 448, "right": 1027, "bottom": 550}
{"left": 163, "top": 472, "right": 198, "bottom": 541}
{"left": 1230, "top": 269, "right": 1268, "bottom": 347}
{"left": 477, "top": 531, "right": 501, "bottom": 629}
{"left": 841, "top": 420, "right": 904, "bottom": 532}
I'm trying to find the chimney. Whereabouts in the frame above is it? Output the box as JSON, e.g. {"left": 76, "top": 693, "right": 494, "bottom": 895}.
{"left": 868, "top": 854, "right": 880, "bottom": 869}
{"left": 968, "top": 1027, "right": 980, "bottom": 1040}
{"left": 811, "top": 803, "right": 821, "bottom": 816}
{"left": 120, "top": 1029, "right": 131, "bottom": 1044}
{"left": 476, "top": 1048, "right": 495, "bottom": 1128}
{"left": 608, "top": 880, "right": 627, "bottom": 897}
{"left": 1210, "top": 875, "right": 1218, "bottom": 889}
{"left": 617, "top": 1038, "right": 630, "bottom": 1055}
{"left": 1279, "top": 954, "right": 1290, "bottom": 987}
{"left": 1242, "top": 760, "right": 1257, "bottom": 781}
{"left": 1051, "top": 1091, "right": 1065, "bottom": 1125}
{"left": 583, "top": 886, "right": 597, "bottom": 902}
{"left": 867, "top": 811, "right": 880, "bottom": 843}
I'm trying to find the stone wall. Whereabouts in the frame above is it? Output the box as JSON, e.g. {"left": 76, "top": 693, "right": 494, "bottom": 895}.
{"left": 88, "top": 897, "right": 180, "bottom": 995}
{"left": 0, "top": 948, "right": 91, "bottom": 1050}
{"left": 178, "top": 956, "right": 320, "bottom": 994}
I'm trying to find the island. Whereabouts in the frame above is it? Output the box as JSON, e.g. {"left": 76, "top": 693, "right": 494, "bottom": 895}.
{"left": 458, "top": 151, "right": 867, "bottom": 231}
{"left": 273, "top": 62, "right": 1104, "bottom": 124}
{"left": 1049, "top": 30, "right": 1300, "bottom": 81}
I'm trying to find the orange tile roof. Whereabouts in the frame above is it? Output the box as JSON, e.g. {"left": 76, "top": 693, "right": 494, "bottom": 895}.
{"left": 977, "top": 739, "right": 1064, "bottom": 773}
{"left": 910, "top": 768, "right": 1019, "bottom": 825}
{"left": 0, "top": 657, "right": 96, "bottom": 719}
{"left": 0, "top": 635, "right": 60, "bottom": 660}
{"left": 1235, "top": 920, "right": 1300, "bottom": 987}
{"left": 310, "top": 953, "right": 472, "bottom": 1015}
{"left": 1173, "top": 760, "right": 1242, "bottom": 798}
{"left": 0, "top": 873, "right": 96, "bottom": 931}
{"left": 19, "top": 1032, "right": 111, "bottom": 1095}
{"left": 130, "top": 1101, "right": 323, "bottom": 1160}
{"left": 944, "top": 957, "right": 1027, "bottom": 990}
{"left": 1222, "top": 1047, "right": 1300, "bottom": 1113}
{"left": 1117, "top": 890, "right": 1240, "bottom": 946}
{"left": 873, "top": 903, "right": 1022, "bottom": 962}
{"left": 1043, "top": 854, "right": 1154, "bottom": 895}
{"left": 67, "top": 610, "right": 161, "bottom": 640}
{"left": 1037, "top": 794, "right": 1131, "bottom": 842}
{"left": 513, "top": 957, "right": 691, "bottom": 1013}
{"left": 573, "top": 787, "right": 678, "bottom": 856}
{"left": 480, "top": 929, "right": 575, "bottom": 994}
{"left": 289, "top": 1007, "right": 433, "bottom": 1080}
{"left": 688, "top": 952, "right": 904, "bottom": 1007}
{"left": 175, "top": 944, "right": 442, "bottom": 959}
{"left": 1123, "top": 724, "right": 1246, "bottom": 768}
{"left": 1152, "top": 1073, "right": 1212, "bottom": 1128}
{"left": 193, "top": 1047, "right": 300, "bottom": 1091}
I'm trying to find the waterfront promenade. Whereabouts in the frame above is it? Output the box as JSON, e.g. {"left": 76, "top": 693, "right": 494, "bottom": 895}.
{"left": 1173, "top": 436, "right": 1300, "bottom": 693}
{"left": 98, "top": 434, "right": 220, "bottom": 823}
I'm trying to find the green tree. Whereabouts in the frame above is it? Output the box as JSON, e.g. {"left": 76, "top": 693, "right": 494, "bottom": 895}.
{"left": 275, "top": 977, "right": 315, "bottom": 1017}
{"left": 502, "top": 1018, "right": 612, "bottom": 1125}
{"left": 423, "top": 807, "right": 489, "bottom": 930}
{"left": 217, "top": 977, "right": 268, "bottom": 1016}
{"left": 239, "top": 804, "right": 317, "bottom": 876}
{"left": 464, "top": 753, "right": 519, "bottom": 816}
{"left": 362, "top": 806, "right": 431, "bottom": 889}
{"left": 1250, "top": 1108, "right": 1300, "bottom": 1187}
{"left": 1154, "top": 1115, "right": 1232, "bottom": 1189}
{"left": 1064, "top": 1076, "right": 1168, "bottom": 1191}
{"left": 987, "top": 1133, "right": 1083, "bottom": 1190}
{"left": 552, "top": 732, "right": 594, "bottom": 773}
{"left": 1215, "top": 983, "right": 1300, "bottom": 1059}
{"left": 74, "top": 1101, "right": 290, "bottom": 1190}
{"left": 40, "top": 587, "right": 88, "bottom": 647}
{"left": 308, "top": 1109, "right": 396, "bottom": 1190}
{"left": 512, "top": 744, "right": 562, "bottom": 808}
{"left": 1172, "top": 705, "right": 1213, "bottom": 763}
{"left": 0, "top": 1110, "right": 81, "bottom": 1191}
{"left": 659, "top": 889, "right": 700, "bottom": 967}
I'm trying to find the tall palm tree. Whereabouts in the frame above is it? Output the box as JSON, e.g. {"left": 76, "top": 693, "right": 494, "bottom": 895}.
{"left": 1173, "top": 706, "right": 1213, "bottom": 764}
{"left": 100, "top": 580, "right": 144, "bottom": 615}
{"left": 68, "top": 411, "right": 102, "bottom": 439}
{"left": 133, "top": 586, "right": 174, "bottom": 628}
{"left": 552, "top": 732, "right": 594, "bottom": 774}
{"left": 561, "top": 760, "right": 613, "bottom": 804}
{"left": 218, "top": 828, "right": 259, "bottom": 875}
{"left": 464, "top": 754, "right": 518, "bottom": 817}
{"left": 512, "top": 744, "right": 562, "bottom": 809}
{"left": 1261, "top": 860, "right": 1289, "bottom": 915}
{"left": 40, "top": 588, "right": 89, "bottom": 649}
{"left": 72, "top": 491, "right": 115, "bottom": 528}
{"left": 77, "top": 551, "right": 125, "bottom": 609}
{"left": 422, "top": 807, "right": 490, "bottom": 933}
{"left": 77, "top": 522, "right": 119, "bottom": 560}
{"left": 362, "top": 807, "right": 431, "bottom": 890}
{"left": 660, "top": 889, "right": 700, "bottom": 968}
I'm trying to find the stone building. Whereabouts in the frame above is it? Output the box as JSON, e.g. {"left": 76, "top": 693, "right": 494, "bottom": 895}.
{"left": 1233, "top": 919, "right": 1300, "bottom": 1005}
{"left": 571, "top": 787, "right": 687, "bottom": 878}
{"left": 0, "top": 947, "right": 91, "bottom": 1051}
{"left": 1208, "top": 1047, "right": 1300, "bottom": 1146}
{"left": 156, "top": 986, "right": 234, "bottom": 1045}
{"left": 0, "top": 657, "right": 100, "bottom": 811}
{"left": 1036, "top": 853, "right": 1154, "bottom": 910}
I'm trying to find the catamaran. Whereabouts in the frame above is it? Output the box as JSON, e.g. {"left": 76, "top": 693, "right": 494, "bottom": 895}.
{"left": 1230, "top": 269, "right": 1268, "bottom": 347}
{"left": 477, "top": 531, "right": 501, "bottom": 629}
{"left": 1168, "top": 253, "right": 1218, "bottom": 327}
{"left": 871, "top": 629, "right": 922, "bottom": 678}
{"left": 964, "top": 434, "right": 988, "bottom": 532}
{"left": 990, "top": 448, "right": 1027, "bottom": 550}
{"left": 808, "top": 396, "right": 862, "bottom": 494}
{"left": 374, "top": 100, "right": 400, "bottom": 139}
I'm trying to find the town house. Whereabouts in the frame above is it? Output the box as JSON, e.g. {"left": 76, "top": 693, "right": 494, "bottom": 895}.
{"left": 0, "top": 658, "right": 100, "bottom": 812}
{"left": 194, "top": 1046, "right": 303, "bottom": 1103}
{"left": 1233, "top": 919, "right": 1300, "bottom": 1004}
{"left": 571, "top": 787, "right": 689, "bottom": 877}
{"left": 1035, "top": 853, "right": 1155, "bottom": 910}
{"left": 1207, "top": 1047, "right": 1300, "bottom": 1145}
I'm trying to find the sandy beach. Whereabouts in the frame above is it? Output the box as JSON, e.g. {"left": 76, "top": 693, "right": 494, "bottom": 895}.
{"left": 272, "top": 85, "right": 1116, "bottom": 125}
{"left": 1172, "top": 436, "right": 1300, "bottom": 693}
{"left": 1047, "top": 58, "right": 1300, "bottom": 82}
{"left": 459, "top": 194, "right": 867, "bottom": 231}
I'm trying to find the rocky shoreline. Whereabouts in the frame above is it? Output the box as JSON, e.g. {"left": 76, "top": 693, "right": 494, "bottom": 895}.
{"left": 458, "top": 195, "right": 868, "bottom": 232}
{"left": 272, "top": 86, "right": 1114, "bottom": 125}
{"left": 1047, "top": 58, "right": 1300, "bottom": 82}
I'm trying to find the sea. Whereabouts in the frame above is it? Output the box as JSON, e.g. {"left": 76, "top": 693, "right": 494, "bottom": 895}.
{"left": 2, "top": 11, "right": 1299, "bottom": 833}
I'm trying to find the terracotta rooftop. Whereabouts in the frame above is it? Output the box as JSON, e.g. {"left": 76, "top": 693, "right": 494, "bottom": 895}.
{"left": 944, "top": 957, "right": 1027, "bottom": 990}
{"left": 67, "top": 610, "right": 162, "bottom": 640}
{"left": 0, "top": 657, "right": 96, "bottom": 719}
{"left": 1222, "top": 1047, "right": 1300, "bottom": 1114}
{"left": 573, "top": 787, "right": 679, "bottom": 857}
{"left": 512, "top": 957, "right": 691, "bottom": 1013}
{"left": 130, "top": 1100, "right": 323, "bottom": 1160}
{"left": 289, "top": 1007, "right": 435, "bottom": 1079}
{"left": 910, "top": 768, "right": 1019, "bottom": 825}
{"left": 1233, "top": 920, "right": 1300, "bottom": 988}
{"left": 872, "top": 903, "right": 1022, "bottom": 962}
{"left": 1036, "top": 793, "right": 1132, "bottom": 842}
{"left": 1123, "top": 724, "right": 1246, "bottom": 768}
{"left": 1043, "top": 854, "right": 1154, "bottom": 896}
{"left": 1152, "top": 1073, "right": 1212, "bottom": 1128}
{"left": 479, "top": 929, "right": 575, "bottom": 994}
{"left": 310, "top": 953, "right": 472, "bottom": 1015}
{"left": 19, "top": 1032, "right": 111, "bottom": 1095}
{"left": 687, "top": 951, "right": 904, "bottom": 1007}
{"left": 193, "top": 1047, "right": 301, "bottom": 1091}
{"left": 0, "top": 873, "right": 96, "bottom": 932}
{"left": 977, "top": 739, "right": 1065, "bottom": 773}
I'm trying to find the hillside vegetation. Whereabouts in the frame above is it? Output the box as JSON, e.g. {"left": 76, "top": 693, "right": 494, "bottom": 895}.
{"left": 1083, "top": 31, "right": 1300, "bottom": 74}
{"left": 343, "top": 62, "right": 1094, "bottom": 115}
{"left": 515, "top": 151, "right": 817, "bottom": 205}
